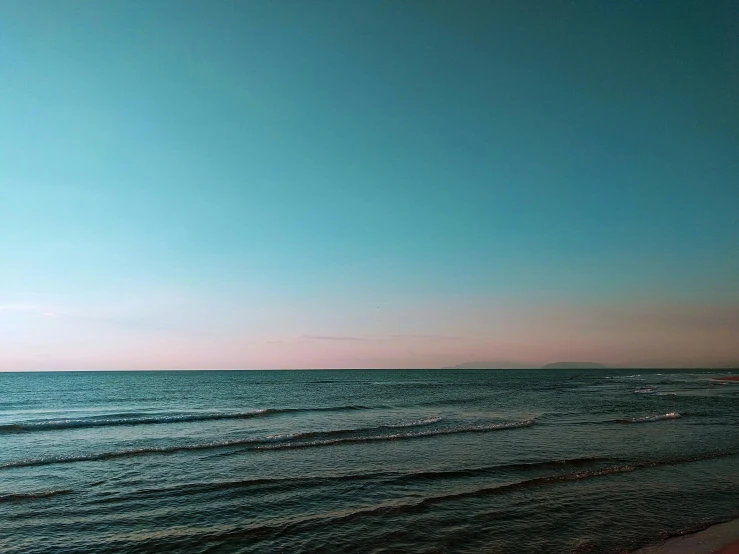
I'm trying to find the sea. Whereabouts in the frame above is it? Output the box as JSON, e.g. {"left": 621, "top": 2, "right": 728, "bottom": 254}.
{"left": 1, "top": 369, "right": 737, "bottom": 554}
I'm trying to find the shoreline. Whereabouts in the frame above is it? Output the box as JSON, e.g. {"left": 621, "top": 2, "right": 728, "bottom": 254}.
{"left": 631, "top": 518, "right": 739, "bottom": 554}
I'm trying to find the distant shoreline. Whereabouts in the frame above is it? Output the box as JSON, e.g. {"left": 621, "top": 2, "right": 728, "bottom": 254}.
{"left": 1, "top": 367, "right": 738, "bottom": 373}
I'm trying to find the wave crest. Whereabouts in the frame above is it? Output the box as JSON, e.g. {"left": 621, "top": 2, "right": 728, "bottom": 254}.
{"left": 0, "top": 418, "right": 529, "bottom": 469}
{"left": 0, "top": 405, "right": 372, "bottom": 434}
{"left": 0, "top": 489, "right": 72, "bottom": 502}
{"left": 255, "top": 419, "right": 535, "bottom": 451}
{"left": 617, "top": 412, "right": 681, "bottom": 423}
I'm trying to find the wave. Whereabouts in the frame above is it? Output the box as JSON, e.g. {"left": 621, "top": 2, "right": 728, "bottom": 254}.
{"left": 616, "top": 412, "right": 681, "bottom": 423}
{"left": 0, "top": 405, "right": 372, "bottom": 434}
{"left": 384, "top": 416, "right": 442, "bottom": 428}
{"left": 0, "top": 410, "right": 270, "bottom": 433}
{"left": 100, "top": 462, "right": 629, "bottom": 548}
{"left": 258, "top": 416, "right": 443, "bottom": 443}
{"left": 21, "top": 418, "right": 730, "bottom": 475}
{"left": 160, "top": 450, "right": 738, "bottom": 501}
{"left": 0, "top": 489, "right": 72, "bottom": 503}
{"left": 219, "top": 464, "right": 640, "bottom": 533}
{"left": 82, "top": 465, "right": 636, "bottom": 545}
{"left": 0, "top": 417, "right": 445, "bottom": 469}
{"left": 406, "top": 464, "right": 637, "bottom": 508}
{"left": 393, "top": 456, "right": 610, "bottom": 482}
{"left": 87, "top": 473, "right": 392, "bottom": 505}
{"left": 414, "top": 395, "right": 492, "bottom": 407}
{"left": 87, "top": 455, "right": 610, "bottom": 505}
{"left": 201, "top": 457, "right": 605, "bottom": 492}
{"left": 85, "top": 451, "right": 739, "bottom": 513}
{"left": 255, "top": 419, "right": 535, "bottom": 451}
{"left": 641, "top": 450, "right": 739, "bottom": 469}
{"left": 0, "top": 440, "right": 264, "bottom": 469}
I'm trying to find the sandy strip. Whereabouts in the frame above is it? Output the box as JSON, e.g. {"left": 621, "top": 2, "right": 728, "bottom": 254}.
{"left": 631, "top": 519, "right": 739, "bottom": 554}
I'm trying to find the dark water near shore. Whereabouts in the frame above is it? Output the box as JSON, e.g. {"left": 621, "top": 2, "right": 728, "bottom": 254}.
{"left": 1, "top": 369, "right": 738, "bottom": 553}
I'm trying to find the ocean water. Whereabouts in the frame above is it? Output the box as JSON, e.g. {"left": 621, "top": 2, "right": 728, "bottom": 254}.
{"left": 1, "top": 369, "right": 738, "bottom": 554}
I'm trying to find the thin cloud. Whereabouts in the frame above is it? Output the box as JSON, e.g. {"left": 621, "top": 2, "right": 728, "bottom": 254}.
{"left": 0, "top": 305, "right": 58, "bottom": 318}
{"left": 388, "top": 334, "right": 463, "bottom": 341}
{"left": 0, "top": 304, "right": 160, "bottom": 328}
{"left": 302, "top": 335, "right": 368, "bottom": 341}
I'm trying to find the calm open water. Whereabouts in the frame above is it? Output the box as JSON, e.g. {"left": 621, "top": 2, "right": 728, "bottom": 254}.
{"left": 1, "top": 369, "right": 738, "bottom": 553}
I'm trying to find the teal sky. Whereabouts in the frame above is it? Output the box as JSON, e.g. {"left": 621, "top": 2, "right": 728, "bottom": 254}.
{"left": 2, "top": 1, "right": 738, "bottom": 370}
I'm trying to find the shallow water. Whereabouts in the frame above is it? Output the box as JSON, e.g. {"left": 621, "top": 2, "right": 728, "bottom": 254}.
{"left": 1, "top": 369, "right": 738, "bottom": 553}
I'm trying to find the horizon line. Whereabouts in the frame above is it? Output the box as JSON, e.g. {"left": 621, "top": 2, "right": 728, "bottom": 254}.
{"left": 1, "top": 367, "right": 737, "bottom": 373}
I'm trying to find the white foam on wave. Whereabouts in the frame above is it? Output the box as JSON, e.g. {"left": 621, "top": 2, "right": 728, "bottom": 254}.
{"left": 387, "top": 416, "right": 443, "bottom": 428}
{"left": 0, "top": 417, "right": 528, "bottom": 468}
{"left": 256, "top": 419, "right": 535, "bottom": 450}
{"left": 0, "top": 410, "right": 271, "bottom": 432}
{"left": 0, "top": 416, "right": 448, "bottom": 468}
{"left": 0, "top": 405, "right": 376, "bottom": 434}
{"left": 262, "top": 416, "right": 443, "bottom": 442}
{"left": 620, "top": 412, "right": 681, "bottom": 423}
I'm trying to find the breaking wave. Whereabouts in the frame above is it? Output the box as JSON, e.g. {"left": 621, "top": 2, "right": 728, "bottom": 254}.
{"left": 86, "top": 455, "right": 612, "bottom": 504}
{"left": 616, "top": 412, "right": 681, "bottom": 423}
{"left": 175, "top": 464, "right": 640, "bottom": 541}
{"left": 0, "top": 418, "right": 528, "bottom": 469}
{"left": 0, "top": 489, "right": 72, "bottom": 503}
{"left": 255, "top": 419, "right": 535, "bottom": 451}
{"left": 0, "top": 405, "right": 372, "bottom": 434}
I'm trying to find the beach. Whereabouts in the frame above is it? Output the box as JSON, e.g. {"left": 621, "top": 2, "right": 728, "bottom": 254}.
{"left": 632, "top": 518, "right": 739, "bottom": 553}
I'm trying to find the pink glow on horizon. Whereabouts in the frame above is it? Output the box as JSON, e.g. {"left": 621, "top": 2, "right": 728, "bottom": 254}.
{"left": 1, "top": 294, "right": 738, "bottom": 370}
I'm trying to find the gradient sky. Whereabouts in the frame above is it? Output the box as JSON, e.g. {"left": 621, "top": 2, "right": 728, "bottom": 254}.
{"left": 1, "top": 0, "right": 738, "bottom": 370}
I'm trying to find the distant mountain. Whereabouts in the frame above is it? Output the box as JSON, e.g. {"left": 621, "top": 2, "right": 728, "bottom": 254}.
{"left": 542, "top": 362, "right": 607, "bottom": 369}
{"left": 442, "top": 361, "right": 536, "bottom": 370}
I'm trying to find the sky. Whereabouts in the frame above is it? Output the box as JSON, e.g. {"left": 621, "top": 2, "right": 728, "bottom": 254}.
{"left": 1, "top": 0, "right": 738, "bottom": 370}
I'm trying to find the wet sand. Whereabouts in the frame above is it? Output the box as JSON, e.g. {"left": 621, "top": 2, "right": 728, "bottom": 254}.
{"left": 632, "top": 519, "right": 739, "bottom": 554}
{"left": 716, "top": 540, "right": 739, "bottom": 554}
